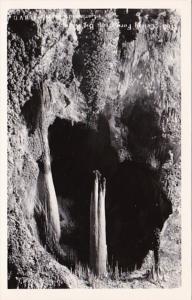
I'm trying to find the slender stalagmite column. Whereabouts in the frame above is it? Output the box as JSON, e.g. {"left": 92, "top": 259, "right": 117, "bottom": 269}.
{"left": 98, "top": 176, "right": 107, "bottom": 275}
{"left": 90, "top": 170, "right": 107, "bottom": 276}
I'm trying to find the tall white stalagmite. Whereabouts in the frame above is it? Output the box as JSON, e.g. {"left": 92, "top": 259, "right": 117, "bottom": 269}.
{"left": 90, "top": 170, "right": 107, "bottom": 276}
{"left": 98, "top": 176, "right": 107, "bottom": 275}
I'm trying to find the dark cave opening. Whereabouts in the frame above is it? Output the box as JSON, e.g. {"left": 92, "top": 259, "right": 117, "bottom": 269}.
{"left": 48, "top": 116, "right": 172, "bottom": 271}
{"left": 107, "top": 160, "right": 172, "bottom": 270}
{"left": 48, "top": 116, "right": 119, "bottom": 265}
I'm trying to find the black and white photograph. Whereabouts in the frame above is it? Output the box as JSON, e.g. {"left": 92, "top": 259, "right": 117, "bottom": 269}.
{"left": 0, "top": 2, "right": 190, "bottom": 296}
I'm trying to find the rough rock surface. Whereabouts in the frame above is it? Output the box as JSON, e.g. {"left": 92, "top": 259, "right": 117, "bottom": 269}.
{"left": 7, "top": 9, "right": 181, "bottom": 288}
{"left": 8, "top": 9, "right": 86, "bottom": 288}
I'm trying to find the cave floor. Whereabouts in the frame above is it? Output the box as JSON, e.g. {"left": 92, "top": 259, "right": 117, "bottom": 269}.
{"left": 72, "top": 211, "right": 181, "bottom": 288}
{"left": 73, "top": 246, "right": 181, "bottom": 288}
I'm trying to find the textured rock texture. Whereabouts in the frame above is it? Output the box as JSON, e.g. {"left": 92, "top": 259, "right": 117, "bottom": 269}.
{"left": 7, "top": 9, "right": 181, "bottom": 288}
{"left": 8, "top": 9, "right": 86, "bottom": 288}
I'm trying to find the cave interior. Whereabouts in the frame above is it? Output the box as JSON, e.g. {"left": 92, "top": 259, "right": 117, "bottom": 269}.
{"left": 48, "top": 113, "right": 172, "bottom": 271}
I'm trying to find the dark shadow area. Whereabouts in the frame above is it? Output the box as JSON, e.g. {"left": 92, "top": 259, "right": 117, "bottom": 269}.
{"left": 121, "top": 99, "right": 180, "bottom": 167}
{"left": 116, "top": 9, "right": 140, "bottom": 59}
{"left": 106, "top": 160, "right": 172, "bottom": 271}
{"left": 7, "top": 262, "right": 18, "bottom": 289}
{"left": 8, "top": 18, "right": 38, "bottom": 41}
{"left": 21, "top": 85, "right": 41, "bottom": 134}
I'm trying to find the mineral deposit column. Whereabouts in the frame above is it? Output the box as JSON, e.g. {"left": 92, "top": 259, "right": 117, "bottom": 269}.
{"left": 97, "top": 176, "right": 107, "bottom": 275}
{"left": 90, "top": 171, "right": 107, "bottom": 276}
{"left": 39, "top": 81, "right": 61, "bottom": 242}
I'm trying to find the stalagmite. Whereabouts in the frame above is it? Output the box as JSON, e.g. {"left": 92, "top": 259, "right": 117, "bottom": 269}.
{"left": 90, "top": 170, "right": 107, "bottom": 276}
{"left": 98, "top": 176, "right": 107, "bottom": 275}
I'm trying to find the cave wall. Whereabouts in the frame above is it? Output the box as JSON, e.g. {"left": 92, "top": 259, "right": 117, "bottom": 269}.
{"left": 7, "top": 9, "right": 87, "bottom": 288}
{"left": 7, "top": 9, "right": 181, "bottom": 288}
{"left": 107, "top": 10, "right": 181, "bottom": 167}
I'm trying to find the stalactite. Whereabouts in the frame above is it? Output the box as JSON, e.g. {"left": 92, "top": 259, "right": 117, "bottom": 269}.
{"left": 38, "top": 81, "right": 61, "bottom": 242}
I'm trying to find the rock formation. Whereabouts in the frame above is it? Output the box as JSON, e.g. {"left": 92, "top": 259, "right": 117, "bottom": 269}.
{"left": 7, "top": 9, "right": 181, "bottom": 288}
